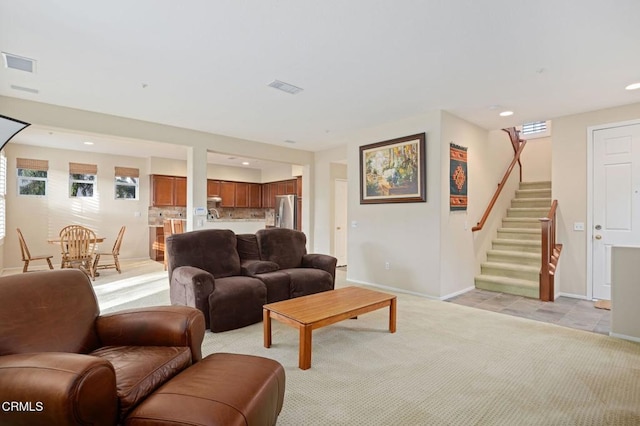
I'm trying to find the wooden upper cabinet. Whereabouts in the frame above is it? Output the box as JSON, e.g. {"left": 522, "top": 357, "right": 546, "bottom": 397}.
{"left": 248, "top": 183, "right": 262, "bottom": 208}
{"left": 220, "top": 182, "right": 236, "bottom": 207}
{"left": 174, "top": 177, "right": 187, "bottom": 207}
{"left": 286, "top": 179, "right": 296, "bottom": 195}
{"left": 207, "top": 180, "right": 221, "bottom": 197}
{"left": 235, "top": 182, "right": 249, "bottom": 208}
{"left": 151, "top": 175, "right": 187, "bottom": 207}
{"left": 296, "top": 176, "right": 302, "bottom": 197}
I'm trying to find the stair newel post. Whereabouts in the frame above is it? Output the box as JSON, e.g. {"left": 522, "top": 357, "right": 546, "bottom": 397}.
{"left": 539, "top": 217, "right": 553, "bottom": 302}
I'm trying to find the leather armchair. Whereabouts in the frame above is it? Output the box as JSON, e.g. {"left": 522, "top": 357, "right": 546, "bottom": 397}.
{"left": 0, "top": 269, "right": 205, "bottom": 426}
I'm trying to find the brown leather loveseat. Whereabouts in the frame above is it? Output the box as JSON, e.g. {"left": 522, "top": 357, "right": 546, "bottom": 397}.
{"left": 0, "top": 269, "right": 285, "bottom": 425}
{"left": 167, "top": 228, "right": 337, "bottom": 332}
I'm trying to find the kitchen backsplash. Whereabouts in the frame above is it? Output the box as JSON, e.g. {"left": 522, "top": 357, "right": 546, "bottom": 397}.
{"left": 148, "top": 206, "right": 273, "bottom": 226}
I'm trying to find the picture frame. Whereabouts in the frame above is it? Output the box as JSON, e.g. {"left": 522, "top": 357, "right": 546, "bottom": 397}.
{"left": 360, "top": 133, "right": 426, "bottom": 204}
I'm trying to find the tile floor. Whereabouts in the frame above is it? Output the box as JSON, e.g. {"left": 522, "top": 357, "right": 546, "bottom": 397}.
{"left": 445, "top": 289, "right": 611, "bottom": 335}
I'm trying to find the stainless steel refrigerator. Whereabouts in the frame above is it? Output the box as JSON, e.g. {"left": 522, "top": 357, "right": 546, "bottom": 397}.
{"left": 275, "top": 195, "right": 297, "bottom": 229}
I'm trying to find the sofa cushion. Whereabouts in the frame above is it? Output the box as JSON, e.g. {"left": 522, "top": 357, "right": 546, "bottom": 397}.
{"left": 284, "top": 268, "right": 335, "bottom": 299}
{"left": 253, "top": 270, "right": 291, "bottom": 303}
{"left": 90, "top": 345, "right": 191, "bottom": 421}
{"left": 256, "top": 228, "right": 307, "bottom": 270}
{"left": 236, "top": 233, "right": 261, "bottom": 261}
{"left": 167, "top": 229, "right": 241, "bottom": 278}
{"left": 209, "top": 276, "right": 267, "bottom": 332}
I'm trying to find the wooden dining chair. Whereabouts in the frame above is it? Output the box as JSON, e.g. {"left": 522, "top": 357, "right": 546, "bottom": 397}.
{"left": 59, "top": 225, "right": 97, "bottom": 280}
{"left": 162, "top": 219, "right": 184, "bottom": 270}
{"left": 92, "top": 226, "right": 126, "bottom": 275}
{"left": 16, "top": 228, "right": 54, "bottom": 273}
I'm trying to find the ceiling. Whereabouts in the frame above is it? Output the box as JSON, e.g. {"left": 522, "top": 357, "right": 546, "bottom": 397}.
{"left": 2, "top": 1, "right": 640, "bottom": 158}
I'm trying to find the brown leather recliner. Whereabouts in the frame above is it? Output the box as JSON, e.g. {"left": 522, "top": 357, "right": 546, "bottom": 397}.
{"left": 0, "top": 268, "right": 205, "bottom": 426}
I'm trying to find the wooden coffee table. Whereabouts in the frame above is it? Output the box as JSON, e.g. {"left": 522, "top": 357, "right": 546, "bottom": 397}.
{"left": 263, "top": 286, "right": 397, "bottom": 370}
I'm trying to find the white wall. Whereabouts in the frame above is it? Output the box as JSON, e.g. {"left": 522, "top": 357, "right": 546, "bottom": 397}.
{"left": 4, "top": 143, "right": 150, "bottom": 269}
{"left": 553, "top": 101, "right": 640, "bottom": 298}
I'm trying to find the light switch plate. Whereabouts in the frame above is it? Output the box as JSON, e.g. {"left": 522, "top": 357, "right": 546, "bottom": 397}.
{"left": 574, "top": 222, "right": 585, "bottom": 231}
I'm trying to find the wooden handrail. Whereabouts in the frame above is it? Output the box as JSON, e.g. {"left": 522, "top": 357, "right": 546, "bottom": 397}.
{"left": 472, "top": 130, "right": 526, "bottom": 232}
{"left": 540, "top": 200, "right": 562, "bottom": 302}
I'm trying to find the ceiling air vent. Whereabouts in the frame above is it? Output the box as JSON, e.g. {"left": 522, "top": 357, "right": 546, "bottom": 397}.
{"left": 2, "top": 52, "right": 36, "bottom": 73}
{"left": 268, "top": 79, "right": 303, "bottom": 95}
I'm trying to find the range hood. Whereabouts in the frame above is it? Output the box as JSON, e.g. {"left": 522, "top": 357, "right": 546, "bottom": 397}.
{"left": 207, "top": 196, "right": 222, "bottom": 203}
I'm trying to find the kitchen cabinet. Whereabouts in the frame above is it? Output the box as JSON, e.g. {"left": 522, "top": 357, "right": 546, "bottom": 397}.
{"left": 150, "top": 175, "right": 187, "bottom": 207}
{"left": 235, "top": 182, "right": 249, "bottom": 207}
{"left": 207, "top": 180, "right": 221, "bottom": 197}
{"left": 249, "top": 183, "right": 262, "bottom": 208}
{"left": 220, "top": 181, "right": 236, "bottom": 207}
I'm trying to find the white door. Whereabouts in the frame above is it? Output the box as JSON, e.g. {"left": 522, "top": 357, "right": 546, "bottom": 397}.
{"left": 592, "top": 123, "right": 640, "bottom": 300}
{"left": 334, "top": 179, "right": 348, "bottom": 267}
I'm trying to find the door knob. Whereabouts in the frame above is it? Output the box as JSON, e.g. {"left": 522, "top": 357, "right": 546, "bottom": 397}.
{"left": 595, "top": 224, "right": 602, "bottom": 230}
{"left": 595, "top": 235, "right": 602, "bottom": 240}
{"left": 336, "top": 227, "right": 341, "bottom": 230}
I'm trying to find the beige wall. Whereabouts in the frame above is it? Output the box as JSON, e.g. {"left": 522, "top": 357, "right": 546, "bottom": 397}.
{"left": 553, "top": 102, "right": 640, "bottom": 298}
{"left": 4, "top": 143, "right": 150, "bottom": 269}
{"left": 611, "top": 246, "right": 640, "bottom": 342}
{"left": 521, "top": 136, "right": 551, "bottom": 182}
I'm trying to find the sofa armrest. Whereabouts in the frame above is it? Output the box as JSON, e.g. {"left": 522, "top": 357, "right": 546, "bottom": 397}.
{"left": 170, "top": 265, "right": 215, "bottom": 330}
{"left": 0, "top": 352, "right": 117, "bottom": 426}
{"left": 96, "top": 306, "right": 206, "bottom": 363}
{"left": 241, "top": 259, "right": 280, "bottom": 276}
{"left": 302, "top": 253, "right": 338, "bottom": 278}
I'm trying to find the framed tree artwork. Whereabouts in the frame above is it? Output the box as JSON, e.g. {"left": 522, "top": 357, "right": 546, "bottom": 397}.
{"left": 360, "top": 133, "right": 426, "bottom": 204}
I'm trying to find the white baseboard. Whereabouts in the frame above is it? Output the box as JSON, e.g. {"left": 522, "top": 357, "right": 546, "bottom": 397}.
{"left": 609, "top": 332, "right": 640, "bottom": 343}
{"left": 557, "top": 292, "right": 591, "bottom": 300}
{"left": 345, "top": 278, "right": 439, "bottom": 300}
{"left": 439, "top": 286, "right": 476, "bottom": 301}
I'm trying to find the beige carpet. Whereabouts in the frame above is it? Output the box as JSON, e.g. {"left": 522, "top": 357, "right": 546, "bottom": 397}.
{"left": 202, "top": 290, "right": 640, "bottom": 425}
{"left": 91, "top": 262, "right": 640, "bottom": 425}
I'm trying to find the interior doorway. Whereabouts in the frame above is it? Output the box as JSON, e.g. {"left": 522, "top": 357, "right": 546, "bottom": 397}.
{"left": 334, "top": 179, "right": 348, "bottom": 267}
{"left": 589, "top": 120, "right": 640, "bottom": 300}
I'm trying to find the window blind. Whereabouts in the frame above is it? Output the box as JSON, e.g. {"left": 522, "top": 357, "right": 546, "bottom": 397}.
{"left": 69, "top": 162, "right": 97, "bottom": 174}
{"left": 114, "top": 166, "right": 139, "bottom": 178}
{"left": 16, "top": 158, "right": 48, "bottom": 171}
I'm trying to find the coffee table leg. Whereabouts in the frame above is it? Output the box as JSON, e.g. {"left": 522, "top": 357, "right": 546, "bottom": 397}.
{"left": 389, "top": 297, "right": 397, "bottom": 333}
{"left": 299, "top": 324, "right": 312, "bottom": 370}
{"left": 263, "top": 308, "right": 272, "bottom": 348}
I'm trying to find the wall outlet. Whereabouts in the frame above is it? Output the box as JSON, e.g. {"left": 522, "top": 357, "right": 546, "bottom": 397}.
{"left": 574, "top": 222, "right": 585, "bottom": 231}
{"left": 385, "top": 262, "right": 390, "bottom": 270}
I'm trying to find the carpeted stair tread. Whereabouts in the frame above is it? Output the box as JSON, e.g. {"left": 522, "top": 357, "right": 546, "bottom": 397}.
{"left": 480, "top": 261, "right": 539, "bottom": 273}
{"left": 498, "top": 227, "right": 540, "bottom": 234}
{"left": 486, "top": 250, "right": 541, "bottom": 260}
{"left": 474, "top": 274, "right": 539, "bottom": 298}
{"left": 515, "top": 189, "right": 552, "bottom": 198}
{"left": 492, "top": 238, "right": 540, "bottom": 247}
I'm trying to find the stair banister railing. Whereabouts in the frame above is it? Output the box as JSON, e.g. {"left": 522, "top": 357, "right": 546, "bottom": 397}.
{"left": 539, "top": 200, "right": 562, "bottom": 302}
{"left": 472, "top": 129, "right": 527, "bottom": 232}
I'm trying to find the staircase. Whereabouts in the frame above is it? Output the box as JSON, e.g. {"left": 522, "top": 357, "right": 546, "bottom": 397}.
{"left": 475, "top": 181, "right": 552, "bottom": 298}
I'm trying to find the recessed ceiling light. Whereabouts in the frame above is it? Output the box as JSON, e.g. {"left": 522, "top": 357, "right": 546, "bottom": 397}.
{"left": 268, "top": 80, "right": 304, "bottom": 95}
{"left": 242, "top": 161, "right": 250, "bottom": 166}
{"left": 625, "top": 82, "right": 640, "bottom": 91}
{"left": 499, "top": 111, "right": 514, "bottom": 117}
{"left": 83, "top": 141, "right": 94, "bottom": 145}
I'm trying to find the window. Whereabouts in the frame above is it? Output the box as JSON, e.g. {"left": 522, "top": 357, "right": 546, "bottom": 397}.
{"left": 115, "top": 166, "right": 139, "bottom": 199}
{"left": 518, "top": 120, "right": 551, "bottom": 139}
{"left": 0, "top": 152, "right": 6, "bottom": 239}
{"left": 69, "top": 162, "right": 97, "bottom": 197}
{"left": 16, "top": 158, "right": 48, "bottom": 196}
